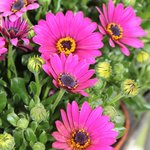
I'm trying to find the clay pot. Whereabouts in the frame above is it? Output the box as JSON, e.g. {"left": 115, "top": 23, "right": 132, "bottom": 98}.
{"left": 114, "top": 102, "right": 130, "bottom": 150}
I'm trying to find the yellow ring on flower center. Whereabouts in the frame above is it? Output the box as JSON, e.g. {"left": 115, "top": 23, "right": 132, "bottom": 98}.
{"left": 11, "top": 0, "right": 27, "bottom": 12}
{"left": 68, "top": 129, "right": 91, "bottom": 149}
{"left": 56, "top": 37, "right": 76, "bottom": 56}
{"left": 106, "top": 23, "right": 123, "bottom": 41}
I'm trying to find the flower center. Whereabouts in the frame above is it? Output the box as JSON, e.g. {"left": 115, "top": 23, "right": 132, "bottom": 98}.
{"left": 56, "top": 37, "right": 76, "bottom": 56}
{"left": 106, "top": 23, "right": 123, "bottom": 41}
{"left": 58, "top": 73, "right": 78, "bottom": 89}
{"left": 8, "top": 27, "right": 19, "bottom": 34}
{"left": 69, "top": 129, "right": 90, "bottom": 149}
{"left": 11, "top": 0, "right": 27, "bottom": 12}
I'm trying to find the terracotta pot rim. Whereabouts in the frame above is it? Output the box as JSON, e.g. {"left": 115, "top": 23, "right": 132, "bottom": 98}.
{"left": 114, "top": 102, "right": 130, "bottom": 150}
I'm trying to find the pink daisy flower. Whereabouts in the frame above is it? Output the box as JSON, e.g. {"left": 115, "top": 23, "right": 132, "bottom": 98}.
{"left": 0, "top": 37, "right": 7, "bottom": 60}
{"left": 43, "top": 53, "right": 97, "bottom": 96}
{"left": 52, "top": 101, "right": 118, "bottom": 150}
{"left": 0, "top": 0, "right": 39, "bottom": 22}
{"left": 33, "top": 11, "right": 103, "bottom": 64}
{"left": 97, "top": 0, "right": 146, "bottom": 56}
{"left": 0, "top": 18, "right": 30, "bottom": 48}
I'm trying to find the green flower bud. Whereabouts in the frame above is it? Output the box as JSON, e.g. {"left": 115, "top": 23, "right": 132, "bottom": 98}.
{"left": 122, "top": 79, "right": 139, "bottom": 97}
{"left": 114, "top": 63, "right": 125, "bottom": 80}
{"left": 17, "top": 118, "right": 29, "bottom": 129}
{"left": 28, "top": 56, "right": 44, "bottom": 74}
{"left": 103, "top": 106, "right": 117, "bottom": 121}
{"left": 114, "top": 63, "right": 125, "bottom": 75}
{"left": 30, "top": 103, "right": 47, "bottom": 123}
{"left": 33, "top": 142, "right": 45, "bottom": 150}
{"left": 0, "top": 133, "right": 15, "bottom": 150}
{"left": 136, "top": 51, "right": 149, "bottom": 63}
{"left": 96, "top": 62, "right": 112, "bottom": 79}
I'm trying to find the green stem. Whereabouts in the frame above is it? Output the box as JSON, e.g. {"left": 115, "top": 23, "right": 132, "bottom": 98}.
{"left": 23, "top": 13, "right": 33, "bottom": 27}
{"left": 7, "top": 44, "right": 17, "bottom": 78}
{"left": 107, "top": 93, "right": 123, "bottom": 105}
{"left": 55, "top": 0, "right": 61, "bottom": 12}
{"left": 139, "top": 64, "right": 147, "bottom": 80}
{"left": 42, "top": 86, "right": 50, "bottom": 99}
{"left": 52, "top": 89, "right": 65, "bottom": 113}
{"left": 34, "top": 73, "right": 41, "bottom": 98}
{"left": 100, "top": 81, "right": 107, "bottom": 94}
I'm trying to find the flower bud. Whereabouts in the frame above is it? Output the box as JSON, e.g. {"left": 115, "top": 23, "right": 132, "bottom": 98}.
{"left": 114, "top": 63, "right": 125, "bottom": 80}
{"left": 28, "top": 56, "right": 44, "bottom": 74}
{"left": 0, "top": 133, "right": 15, "bottom": 150}
{"left": 17, "top": 118, "right": 29, "bottom": 129}
{"left": 33, "top": 142, "right": 45, "bottom": 150}
{"left": 136, "top": 51, "right": 149, "bottom": 63}
{"left": 114, "top": 63, "right": 125, "bottom": 75}
{"left": 30, "top": 103, "right": 48, "bottom": 123}
{"left": 122, "top": 79, "right": 139, "bottom": 96}
{"left": 96, "top": 62, "right": 112, "bottom": 79}
{"left": 103, "top": 106, "right": 117, "bottom": 121}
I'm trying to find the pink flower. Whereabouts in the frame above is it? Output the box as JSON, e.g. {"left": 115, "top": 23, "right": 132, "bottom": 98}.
{"left": 0, "top": 0, "right": 39, "bottom": 22}
{"left": 43, "top": 53, "right": 97, "bottom": 96}
{"left": 33, "top": 11, "right": 103, "bottom": 64}
{"left": 52, "top": 101, "right": 118, "bottom": 150}
{"left": 0, "top": 37, "right": 7, "bottom": 60}
{"left": 0, "top": 18, "right": 31, "bottom": 51}
{"left": 97, "top": 0, "right": 146, "bottom": 56}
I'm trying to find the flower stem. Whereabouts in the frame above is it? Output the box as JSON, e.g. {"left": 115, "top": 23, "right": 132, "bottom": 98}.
{"left": 107, "top": 93, "right": 123, "bottom": 105}
{"left": 54, "top": 0, "right": 61, "bottom": 12}
{"left": 139, "top": 64, "right": 147, "bottom": 80}
{"left": 7, "top": 44, "right": 17, "bottom": 78}
{"left": 52, "top": 89, "right": 65, "bottom": 114}
{"left": 23, "top": 13, "right": 33, "bottom": 27}
{"left": 34, "top": 73, "right": 41, "bottom": 98}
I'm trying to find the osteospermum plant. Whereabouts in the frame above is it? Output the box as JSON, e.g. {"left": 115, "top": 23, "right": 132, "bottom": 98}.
{"left": 0, "top": 0, "right": 150, "bottom": 150}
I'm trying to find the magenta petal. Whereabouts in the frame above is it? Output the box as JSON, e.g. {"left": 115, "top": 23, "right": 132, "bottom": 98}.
{"left": 79, "top": 101, "right": 92, "bottom": 128}
{"left": 116, "top": 41, "right": 130, "bottom": 56}
{"left": 60, "top": 110, "right": 71, "bottom": 132}
{"left": 9, "top": 14, "right": 18, "bottom": 22}
{"left": 22, "top": 38, "right": 29, "bottom": 45}
{"left": 66, "top": 103, "right": 74, "bottom": 129}
{"left": 109, "top": 38, "right": 115, "bottom": 47}
{"left": 55, "top": 121, "right": 69, "bottom": 137}
{"left": 108, "top": 0, "right": 115, "bottom": 22}
{"left": 26, "top": 3, "right": 39, "bottom": 10}
{"left": 77, "top": 90, "right": 89, "bottom": 97}
{"left": 71, "top": 101, "right": 79, "bottom": 129}
{"left": 98, "top": 25, "right": 106, "bottom": 35}
{"left": 52, "top": 132, "right": 66, "bottom": 142}
{"left": 52, "top": 142, "right": 70, "bottom": 149}
{"left": 42, "top": 64, "right": 51, "bottom": 76}
{"left": 50, "top": 54, "right": 63, "bottom": 75}
{"left": 85, "top": 107, "right": 103, "bottom": 129}
{"left": 120, "top": 37, "right": 144, "bottom": 48}
{"left": 10, "top": 38, "right": 18, "bottom": 46}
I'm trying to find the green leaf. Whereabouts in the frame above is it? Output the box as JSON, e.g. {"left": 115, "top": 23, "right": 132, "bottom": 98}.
{"left": 0, "top": 79, "right": 7, "bottom": 87}
{"left": 29, "top": 81, "right": 37, "bottom": 95}
{"left": 11, "top": 78, "right": 30, "bottom": 104}
{"left": 19, "top": 139, "right": 27, "bottom": 150}
{"left": 25, "top": 128, "right": 37, "bottom": 143}
{"left": 30, "top": 121, "right": 38, "bottom": 132}
{"left": 14, "top": 130, "right": 24, "bottom": 147}
{"left": 39, "top": 131, "right": 48, "bottom": 144}
{"left": 114, "top": 127, "right": 126, "bottom": 139}
{"left": 0, "top": 91, "right": 7, "bottom": 113}
{"left": 7, "top": 112, "right": 19, "bottom": 126}
{"left": 29, "top": 99, "right": 36, "bottom": 111}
